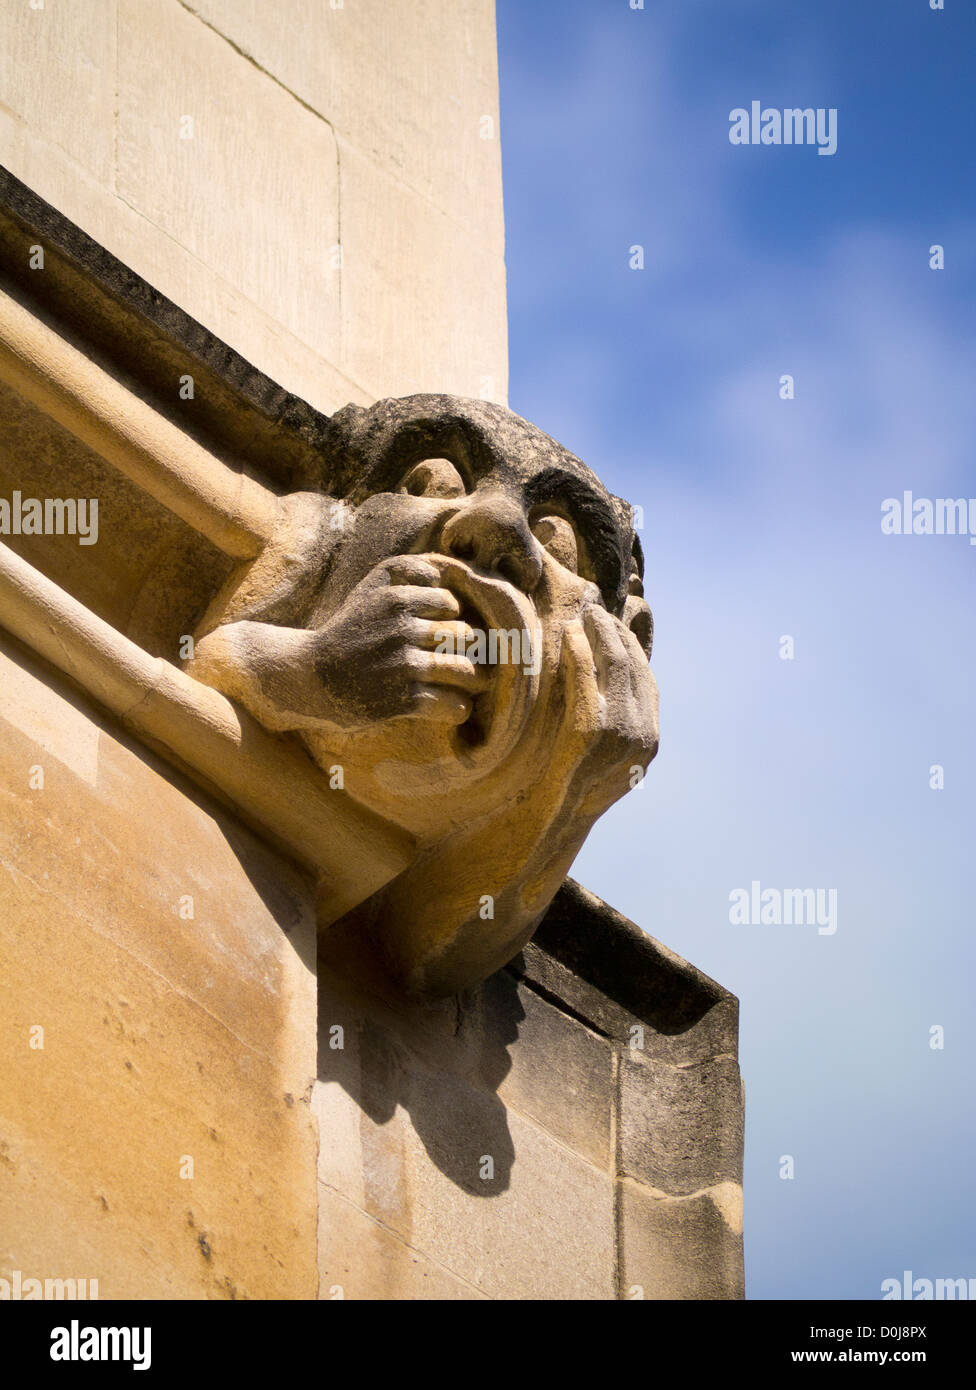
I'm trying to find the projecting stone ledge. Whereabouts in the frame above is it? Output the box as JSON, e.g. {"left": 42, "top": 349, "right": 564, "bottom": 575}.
{"left": 520, "top": 879, "right": 744, "bottom": 1300}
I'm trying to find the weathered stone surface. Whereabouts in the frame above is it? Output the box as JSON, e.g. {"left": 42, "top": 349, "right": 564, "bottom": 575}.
{"left": 188, "top": 0, "right": 504, "bottom": 239}
{"left": 0, "top": 0, "right": 507, "bottom": 410}
{"left": 335, "top": 137, "right": 507, "bottom": 400}
{"left": 619, "top": 1179, "right": 745, "bottom": 1301}
{"left": 357, "top": 1096, "right": 616, "bottom": 1300}
{"left": 313, "top": 888, "right": 745, "bottom": 1299}
{"left": 159, "top": 0, "right": 509, "bottom": 397}
{"left": 487, "top": 976, "right": 613, "bottom": 1170}
{"left": 117, "top": 0, "right": 341, "bottom": 377}
{"left": 313, "top": 879, "right": 747, "bottom": 1299}
{"left": 314, "top": 964, "right": 620, "bottom": 1299}
{"left": 514, "top": 878, "right": 740, "bottom": 1063}
{"left": 0, "top": 166, "right": 344, "bottom": 492}
{"left": 0, "top": 377, "right": 233, "bottom": 657}
{"left": 0, "top": 0, "right": 116, "bottom": 187}
{"left": 0, "top": 635, "right": 319, "bottom": 1299}
{"left": 314, "top": 965, "right": 613, "bottom": 1193}
{"left": 618, "top": 1052, "right": 745, "bottom": 1197}
{"left": 318, "top": 1184, "right": 486, "bottom": 1301}
{"left": 0, "top": 142, "right": 367, "bottom": 417}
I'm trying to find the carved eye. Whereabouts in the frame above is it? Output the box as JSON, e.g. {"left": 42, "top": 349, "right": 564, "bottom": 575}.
{"left": 531, "top": 513, "right": 579, "bottom": 573}
{"left": 398, "top": 457, "right": 466, "bottom": 499}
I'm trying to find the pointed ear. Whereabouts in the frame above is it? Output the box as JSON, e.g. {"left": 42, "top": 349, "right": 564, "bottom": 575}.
{"left": 622, "top": 595, "right": 654, "bottom": 658}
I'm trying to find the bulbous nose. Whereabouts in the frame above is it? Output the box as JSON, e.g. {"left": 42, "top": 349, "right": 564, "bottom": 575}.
{"left": 440, "top": 493, "right": 543, "bottom": 592}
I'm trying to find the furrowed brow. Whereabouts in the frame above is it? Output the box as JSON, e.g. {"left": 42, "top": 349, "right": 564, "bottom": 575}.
{"left": 523, "top": 467, "right": 625, "bottom": 602}
{"left": 363, "top": 421, "right": 486, "bottom": 496}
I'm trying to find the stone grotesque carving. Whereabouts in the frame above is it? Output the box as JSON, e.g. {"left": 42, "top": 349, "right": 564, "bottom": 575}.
{"left": 191, "top": 396, "right": 658, "bottom": 995}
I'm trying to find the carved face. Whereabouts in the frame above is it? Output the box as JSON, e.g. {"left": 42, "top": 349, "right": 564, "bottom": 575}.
{"left": 304, "top": 400, "right": 652, "bottom": 818}
{"left": 193, "top": 396, "right": 657, "bottom": 848}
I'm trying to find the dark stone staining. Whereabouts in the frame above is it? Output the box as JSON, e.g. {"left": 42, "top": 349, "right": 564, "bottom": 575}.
{"left": 515, "top": 878, "right": 735, "bottom": 1041}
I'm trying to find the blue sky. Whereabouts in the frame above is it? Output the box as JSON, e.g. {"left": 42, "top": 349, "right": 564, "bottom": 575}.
{"left": 497, "top": 0, "right": 976, "bottom": 1300}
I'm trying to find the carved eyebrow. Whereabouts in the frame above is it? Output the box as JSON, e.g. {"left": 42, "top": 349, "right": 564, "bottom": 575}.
{"left": 363, "top": 423, "right": 479, "bottom": 496}
{"left": 522, "top": 467, "right": 625, "bottom": 602}
{"left": 632, "top": 531, "right": 645, "bottom": 582}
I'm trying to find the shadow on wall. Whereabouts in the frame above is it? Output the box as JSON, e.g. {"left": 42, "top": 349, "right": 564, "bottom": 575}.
{"left": 317, "top": 964, "right": 525, "bottom": 1196}
{"left": 1, "top": 633, "right": 525, "bottom": 1207}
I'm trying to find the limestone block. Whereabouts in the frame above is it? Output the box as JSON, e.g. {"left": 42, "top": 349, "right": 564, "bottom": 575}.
{"left": 335, "top": 137, "right": 508, "bottom": 400}
{"left": 0, "top": 636, "right": 319, "bottom": 1299}
{"left": 312, "top": 1008, "right": 368, "bottom": 1210}
{"left": 482, "top": 973, "right": 613, "bottom": 1170}
{"left": 0, "top": 645, "right": 99, "bottom": 787}
{"left": 358, "top": 1095, "right": 615, "bottom": 1299}
{"left": 187, "top": 0, "right": 505, "bottom": 239}
{"left": 116, "top": 0, "right": 341, "bottom": 378}
{"left": 618, "top": 1051, "right": 745, "bottom": 1197}
{"left": 0, "top": 0, "right": 117, "bottom": 186}
{"left": 619, "top": 1179, "right": 745, "bottom": 1301}
{"left": 314, "top": 969, "right": 612, "bottom": 1199}
{"left": 318, "top": 1185, "right": 485, "bottom": 1301}
{"left": 314, "top": 976, "right": 616, "bottom": 1299}
{"left": 0, "top": 0, "right": 507, "bottom": 406}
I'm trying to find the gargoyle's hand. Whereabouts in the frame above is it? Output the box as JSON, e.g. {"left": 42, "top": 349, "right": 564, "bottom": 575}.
{"left": 560, "top": 603, "right": 660, "bottom": 817}
{"left": 191, "top": 554, "right": 488, "bottom": 733}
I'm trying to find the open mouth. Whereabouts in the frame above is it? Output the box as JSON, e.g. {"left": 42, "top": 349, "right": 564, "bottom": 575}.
{"left": 455, "top": 595, "right": 491, "bottom": 749}
{"left": 427, "top": 554, "right": 539, "bottom": 761}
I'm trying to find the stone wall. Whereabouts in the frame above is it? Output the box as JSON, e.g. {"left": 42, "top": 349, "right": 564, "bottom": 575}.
{"left": 0, "top": 633, "right": 319, "bottom": 1299}
{"left": 0, "top": 0, "right": 507, "bottom": 413}
{"left": 316, "top": 881, "right": 743, "bottom": 1299}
